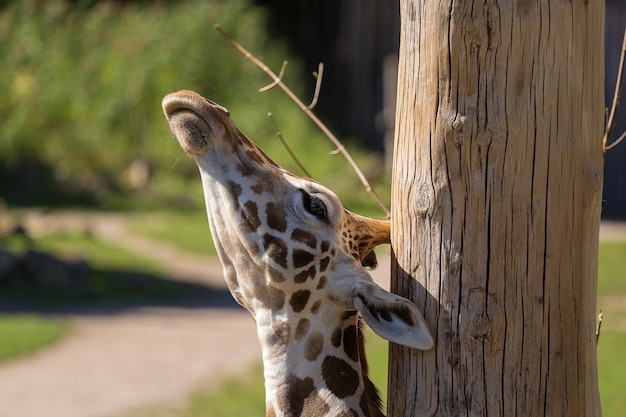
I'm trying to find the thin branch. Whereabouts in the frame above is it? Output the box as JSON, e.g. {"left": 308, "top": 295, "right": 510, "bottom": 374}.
{"left": 603, "top": 28, "right": 626, "bottom": 151}
{"left": 606, "top": 129, "right": 626, "bottom": 151}
{"left": 215, "top": 24, "right": 390, "bottom": 217}
{"left": 308, "top": 62, "right": 324, "bottom": 109}
{"left": 259, "top": 60, "right": 288, "bottom": 93}
{"left": 267, "top": 112, "right": 312, "bottom": 178}
{"left": 596, "top": 310, "right": 603, "bottom": 346}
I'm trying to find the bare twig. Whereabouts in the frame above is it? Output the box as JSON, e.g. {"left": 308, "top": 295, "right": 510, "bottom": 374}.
{"left": 215, "top": 24, "right": 390, "bottom": 217}
{"left": 604, "top": 28, "right": 626, "bottom": 152}
{"left": 259, "top": 60, "right": 288, "bottom": 93}
{"left": 596, "top": 310, "right": 603, "bottom": 346}
{"left": 267, "top": 112, "right": 312, "bottom": 178}
{"left": 606, "top": 130, "right": 626, "bottom": 151}
{"left": 308, "top": 62, "right": 324, "bottom": 109}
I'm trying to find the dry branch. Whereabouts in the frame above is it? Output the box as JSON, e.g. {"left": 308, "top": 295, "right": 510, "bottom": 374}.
{"left": 604, "top": 28, "right": 626, "bottom": 152}
{"left": 596, "top": 311, "right": 603, "bottom": 345}
{"left": 267, "top": 112, "right": 311, "bottom": 178}
{"left": 214, "top": 24, "right": 390, "bottom": 217}
{"left": 308, "top": 63, "right": 324, "bottom": 109}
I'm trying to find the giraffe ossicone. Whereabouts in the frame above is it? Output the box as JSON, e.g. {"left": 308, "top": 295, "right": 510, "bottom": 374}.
{"left": 162, "top": 90, "right": 434, "bottom": 417}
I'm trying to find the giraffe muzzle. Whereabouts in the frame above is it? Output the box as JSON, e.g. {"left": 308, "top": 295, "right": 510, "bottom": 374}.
{"left": 162, "top": 90, "right": 231, "bottom": 156}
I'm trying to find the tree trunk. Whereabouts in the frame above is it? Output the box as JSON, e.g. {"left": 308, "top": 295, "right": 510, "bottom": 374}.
{"left": 388, "top": 1, "right": 604, "bottom": 416}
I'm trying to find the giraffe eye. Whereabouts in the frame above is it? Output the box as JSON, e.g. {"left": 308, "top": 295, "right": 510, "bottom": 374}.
{"left": 301, "top": 191, "right": 328, "bottom": 220}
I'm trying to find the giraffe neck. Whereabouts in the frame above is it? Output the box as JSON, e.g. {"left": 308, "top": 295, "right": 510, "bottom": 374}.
{"left": 257, "top": 306, "right": 384, "bottom": 417}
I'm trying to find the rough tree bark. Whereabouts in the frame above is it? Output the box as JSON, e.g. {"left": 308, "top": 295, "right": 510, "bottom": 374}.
{"left": 389, "top": 1, "right": 604, "bottom": 416}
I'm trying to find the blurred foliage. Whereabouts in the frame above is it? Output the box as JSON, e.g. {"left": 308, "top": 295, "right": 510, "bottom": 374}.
{"left": 0, "top": 0, "right": 390, "bottom": 215}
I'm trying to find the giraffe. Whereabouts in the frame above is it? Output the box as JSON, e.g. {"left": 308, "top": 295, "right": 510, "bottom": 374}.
{"left": 162, "top": 90, "right": 434, "bottom": 417}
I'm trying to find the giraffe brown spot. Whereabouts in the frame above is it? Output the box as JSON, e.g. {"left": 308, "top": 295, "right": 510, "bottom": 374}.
{"left": 227, "top": 181, "right": 242, "bottom": 202}
{"left": 310, "top": 299, "right": 322, "bottom": 314}
{"left": 293, "top": 249, "right": 315, "bottom": 269}
{"left": 248, "top": 241, "right": 260, "bottom": 256}
{"left": 291, "top": 228, "right": 317, "bottom": 249}
{"left": 322, "top": 356, "right": 360, "bottom": 398}
{"left": 294, "top": 265, "right": 316, "bottom": 283}
{"left": 337, "top": 410, "right": 359, "bottom": 417}
{"left": 266, "top": 202, "right": 287, "bottom": 233}
{"left": 331, "top": 326, "right": 342, "bottom": 348}
{"left": 252, "top": 180, "right": 275, "bottom": 195}
{"left": 302, "top": 393, "right": 329, "bottom": 416}
{"left": 295, "top": 318, "right": 310, "bottom": 341}
{"left": 319, "top": 256, "right": 330, "bottom": 272}
{"left": 317, "top": 276, "right": 327, "bottom": 289}
{"left": 242, "top": 200, "right": 261, "bottom": 233}
{"left": 266, "top": 405, "right": 277, "bottom": 417}
{"left": 267, "top": 321, "right": 290, "bottom": 347}
{"left": 246, "top": 147, "right": 267, "bottom": 165}
{"left": 304, "top": 331, "right": 324, "bottom": 361}
{"left": 251, "top": 183, "right": 264, "bottom": 194}
{"left": 263, "top": 234, "right": 288, "bottom": 269}
{"left": 276, "top": 374, "right": 315, "bottom": 416}
{"left": 235, "top": 161, "right": 252, "bottom": 177}
{"left": 289, "top": 289, "right": 311, "bottom": 313}
{"left": 320, "top": 240, "right": 330, "bottom": 253}
{"left": 266, "top": 265, "right": 285, "bottom": 283}
{"left": 267, "top": 285, "right": 286, "bottom": 310}
{"left": 343, "top": 325, "right": 359, "bottom": 362}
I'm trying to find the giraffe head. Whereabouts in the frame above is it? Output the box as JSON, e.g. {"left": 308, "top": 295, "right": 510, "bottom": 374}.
{"left": 163, "top": 90, "right": 433, "bottom": 416}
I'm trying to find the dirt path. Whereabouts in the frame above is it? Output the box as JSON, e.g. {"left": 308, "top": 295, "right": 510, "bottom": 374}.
{"left": 0, "top": 210, "right": 260, "bottom": 417}
{"left": 0, "top": 210, "right": 624, "bottom": 417}
{"left": 0, "top": 309, "right": 258, "bottom": 417}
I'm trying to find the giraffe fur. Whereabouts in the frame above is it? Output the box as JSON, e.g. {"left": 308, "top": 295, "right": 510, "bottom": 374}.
{"left": 162, "top": 90, "right": 434, "bottom": 417}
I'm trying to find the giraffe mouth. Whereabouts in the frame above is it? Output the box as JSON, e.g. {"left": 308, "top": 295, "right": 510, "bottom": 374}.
{"left": 162, "top": 90, "right": 230, "bottom": 156}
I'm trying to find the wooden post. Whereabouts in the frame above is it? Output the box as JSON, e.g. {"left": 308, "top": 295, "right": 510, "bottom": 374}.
{"left": 389, "top": 1, "right": 605, "bottom": 416}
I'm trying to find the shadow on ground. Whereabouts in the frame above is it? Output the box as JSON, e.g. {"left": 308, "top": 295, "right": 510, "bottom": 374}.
{"left": 0, "top": 266, "right": 241, "bottom": 316}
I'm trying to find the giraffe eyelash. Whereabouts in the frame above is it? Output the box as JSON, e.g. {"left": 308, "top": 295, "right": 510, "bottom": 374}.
{"left": 300, "top": 190, "right": 329, "bottom": 222}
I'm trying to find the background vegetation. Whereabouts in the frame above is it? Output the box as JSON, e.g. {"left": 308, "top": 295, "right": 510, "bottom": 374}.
{"left": 0, "top": 0, "right": 389, "bottom": 215}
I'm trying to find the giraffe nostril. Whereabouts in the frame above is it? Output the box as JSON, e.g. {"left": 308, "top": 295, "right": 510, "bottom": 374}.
{"left": 163, "top": 91, "right": 228, "bottom": 156}
{"left": 167, "top": 109, "right": 214, "bottom": 156}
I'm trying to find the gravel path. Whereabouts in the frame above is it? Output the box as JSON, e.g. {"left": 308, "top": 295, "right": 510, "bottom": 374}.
{"left": 0, "top": 211, "right": 624, "bottom": 417}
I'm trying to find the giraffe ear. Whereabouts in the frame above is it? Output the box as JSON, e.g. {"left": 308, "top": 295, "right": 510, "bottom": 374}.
{"left": 353, "top": 285, "right": 434, "bottom": 350}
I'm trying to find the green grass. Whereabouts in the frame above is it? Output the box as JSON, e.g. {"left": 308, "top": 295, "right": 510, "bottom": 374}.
{"left": 127, "top": 210, "right": 217, "bottom": 257}
{"left": 185, "top": 368, "right": 266, "bottom": 417}
{"left": 0, "top": 314, "right": 69, "bottom": 364}
{"left": 598, "top": 241, "right": 626, "bottom": 298}
{"left": 597, "top": 241, "right": 626, "bottom": 417}
{"left": 598, "top": 331, "right": 626, "bottom": 415}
